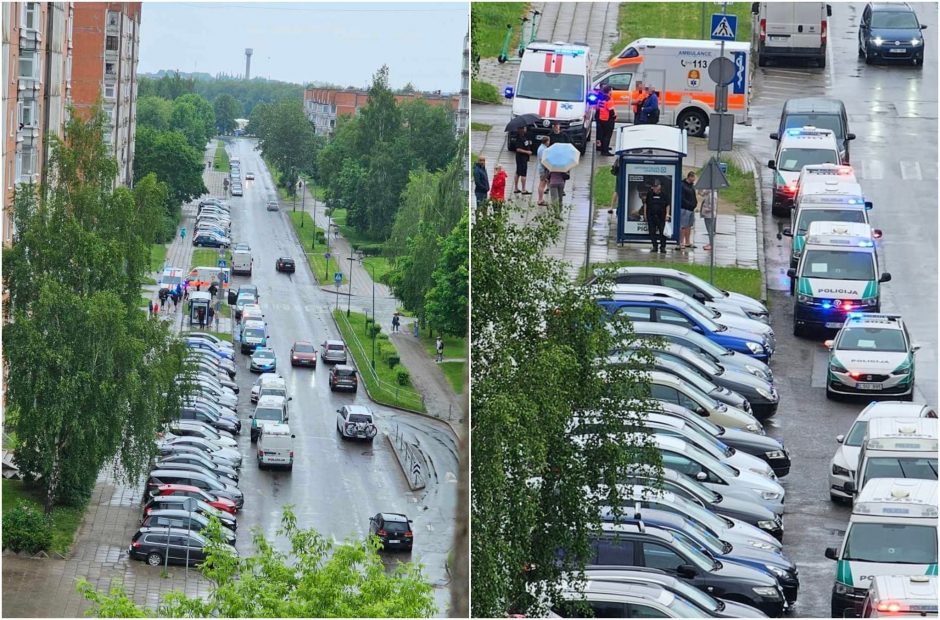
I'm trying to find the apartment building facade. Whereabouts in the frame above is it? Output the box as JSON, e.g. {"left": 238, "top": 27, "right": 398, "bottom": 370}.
{"left": 303, "top": 87, "right": 459, "bottom": 137}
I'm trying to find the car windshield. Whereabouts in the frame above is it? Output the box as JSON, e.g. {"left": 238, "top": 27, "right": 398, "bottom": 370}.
{"left": 255, "top": 407, "right": 283, "bottom": 421}
{"left": 677, "top": 300, "right": 723, "bottom": 330}
{"left": 673, "top": 520, "right": 725, "bottom": 556}
{"left": 801, "top": 249, "right": 875, "bottom": 281}
{"left": 348, "top": 413, "right": 372, "bottom": 424}
{"left": 871, "top": 12, "right": 920, "bottom": 29}
{"left": 244, "top": 328, "right": 265, "bottom": 339}
{"left": 237, "top": 295, "right": 256, "bottom": 306}
{"left": 254, "top": 350, "right": 274, "bottom": 360}
{"left": 667, "top": 531, "right": 716, "bottom": 571}
{"left": 778, "top": 148, "right": 840, "bottom": 172}
{"left": 675, "top": 350, "right": 722, "bottom": 375}
{"left": 861, "top": 457, "right": 938, "bottom": 487}
{"left": 294, "top": 343, "right": 314, "bottom": 353}
{"left": 837, "top": 327, "right": 907, "bottom": 352}
{"left": 384, "top": 520, "right": 409, "bottom": 533}
{"left": 677, "top": 423, "right": 733, "bottom": 459}
{"left": 516, "top": 70, "right": 584, "bottom": 102}
{"left": 328, "top": 345, "right": 345, "bottom": 352}
{"left": 797, "top": 208, "right": 866, "bottom": 233}
{"left": 784, "top": 115, "right": 844, "bottom": 139}
{"left": 669, "top": 443, "right": 735, "bottom": 479}
{"left": 676, "top": 377, "right": 723, "bottom": 411}
{"left": 845, "top": 421, "right": 869, "bottom": 447}
{"left": 162, "top": 275, "right": 182, "bottom": 285}
{"left": 843, "top": 523, "right": 937, "bottom": 564}
{"left": 664, "top": 359, "right": 718, "bottom": 393}
{"left": 260, "top": 388, "right": 287, "bottom": 399}
{"left": 650, "top": 491, "right": 726, "bottom": 532}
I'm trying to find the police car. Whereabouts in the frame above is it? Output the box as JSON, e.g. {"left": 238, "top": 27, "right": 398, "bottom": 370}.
{"left": 861, "top": 575, "right": 938, "bottom": 618}
{"left": 824, "top": 314, "right": 919, "bottom": 400}
{"left": 767, "top": 127, "right": 841, "bottom": 215}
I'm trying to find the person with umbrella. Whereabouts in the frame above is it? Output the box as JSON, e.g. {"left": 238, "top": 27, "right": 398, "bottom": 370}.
{"left": 535, "top": 135, "right": 552, "bottom": 206}
{"left": 473, "top": 156, "right": 489, "bottom": 207}
{"left": 512, "top": 127, "right": 534, "bottom": 195}
{"left": 540, "top": 141, "right": 581, "bottom": 208}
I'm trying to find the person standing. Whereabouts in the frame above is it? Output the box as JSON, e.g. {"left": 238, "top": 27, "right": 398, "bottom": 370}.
{"left": 643, "top": 179, "right": 670, "bottom": 253}
{"left": 548, "top": 122, "right": 571, "bottom": 146}
{"left": 435, "top": 336, "right": 444, "bottom": 363}
{"left": 209, "top": 282, "right": 218, "bottom": 299}
{"left": 153, "top": 301, "right": 160, "bottom": 316}
{"left": 700, "top": 189, "right": 717, "bottom": 252}
{"left": 548, "top": 170, "right": 567, "bottom": 208}
{"left": 679, "top": 171, "right": 698, "bottom": 250}
{"left": 180, "top": 226, "right": 187, "bottom": 241}
{"left": 392, "top": 313, "right": 400, "bottom": 333}
{"left": 473, "top": 156, "right": 489, "bottom": 207}
{"left": 639, "top": 86, "right": 660, "bottom": 125}
{"left": 632, "top": 81, "right": 647, "bottom": 124}
{"left": 535, "top": 135, "right": 551, "bottom": 206}
{"left": 207, "top": 306, "right": 215, "bottom": 330}
{"left": 596, "top": 86, "right": 617, "bottom": 155}
{"left": 513, "top": 127, "right": 534, "bottom": 195}
{"left": 489, "top": 164, "right": 507, "bottom": 202}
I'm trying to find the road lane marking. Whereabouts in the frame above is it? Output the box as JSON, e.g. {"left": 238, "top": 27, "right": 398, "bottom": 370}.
{"left": 858, "top": 159, "right": 884, "bottom": 180}
{"left": 899, "top": 160, "right": 922, "bottom": 181}
{"left": 812, "top": 349, "right": 830, "bottom": 388}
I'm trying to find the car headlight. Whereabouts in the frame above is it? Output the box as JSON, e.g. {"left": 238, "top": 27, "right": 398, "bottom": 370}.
{"left": 745, "top": 364, "right": 771, "bottom": 381}
{"left": 829, "top": 359, "right": 848, "bottom": 373}
{"left": 756, "top": 489, "right": 782, "bottom": 501}
{"left": 753, "top": 586, "right": 782, "bottom": 599}
{"left": 746, "top": 342, "right": 765, "bottom": 355}
{"left": 755, "top": 387, "right": 775, "bottom": 401}
{"left": 765, "top": 450, "right": 786, "bottom": 460}
{"left": 861, "top": 297, "right": 878, "bottom": 307}
{"left": 832, "top": 464, "right": 851, "bottom": 477}
{"left": 892, "top": 366, "right": 911, "bottom": 376}
{"left": 757, "top": 520, "right": 779, "bottom": 531}
{"left": 834, "top": 582, "right": 865, "bottom": 596}
{"left": 748, "top": 539, "right": 778, "bottom": 551}
{"left": 746, "top": 422, "right": 764, "bottom": 434}
{"left": 912, "top": 38, "right": 923, "bottom": 46}
{"left": 797, "top": 293, "right": 812, "bottom": 303}
{"left": 872, "top": 36, "right": 883, "bottom": 46}
{"left": 765, "top": 564, "right": 789, "bottom": 579}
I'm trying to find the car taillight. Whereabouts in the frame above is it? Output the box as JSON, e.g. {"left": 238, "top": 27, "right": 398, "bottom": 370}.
{"left": 759, "top": 18, "right": 766, "bottom": 42}
{"left": 404, "top": 531, "right": 413, "bottom": 538}
{"left": 821, "top": 19, "right": 827, "bottom": 45}
{"left": 377, "top": 529, "right": 387, "bottom": 537}
{"left": 132, "top": 541, "right": 141, "bottom": 549}
{"left": 257, "top": 450, "right": 263, "bottom": 458}
{"left": 289, "top": 451, "right": 294, "bottom": 459}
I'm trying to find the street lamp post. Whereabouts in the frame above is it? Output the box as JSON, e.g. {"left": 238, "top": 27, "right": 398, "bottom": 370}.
{"left": 309, "top": 179, "right": 315, "bottom": 248}
{"left": 292, "top": 169, "right": 297, "bottom": 213}
{"left": 346, "top": 255, "right": 355, "bottom": 317}
{"left": 300, "top": 179, "right": 305, "bottom": 227}
{"left": 325, "top": 212, "right": 332, "bottom": 280}
{"left": 360, "top": 259, "right": 377, "bottom": 369}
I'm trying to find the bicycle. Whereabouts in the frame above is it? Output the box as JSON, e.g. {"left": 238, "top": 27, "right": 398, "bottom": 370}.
{"left": 497, "top": 9, "right": 541, "bottom": 64}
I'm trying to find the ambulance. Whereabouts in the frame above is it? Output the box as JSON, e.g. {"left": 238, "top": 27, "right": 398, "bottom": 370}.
{"left": 506, "top": 41, "right": 593, "bottom": 152}
{"left": 186, "top": 266, "right": 231, "bottom": 294}
{"left": 825, "top": 478, "right": 938, "bottom": 618}
{"left": 593, "top": 38, "right": 751, "bottom": 137}
{"left": 862, "top": 575, "right": 938, "bottom": 617}
{"left": 788, "top": 221, "right": 890, "bottom": 336}
{"left": 850, "top": 418, "right": 938, "bottom": 497}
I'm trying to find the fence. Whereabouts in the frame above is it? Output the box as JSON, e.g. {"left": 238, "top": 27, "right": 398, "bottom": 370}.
{"left": 391, "top": 423, "right": 429, "bottom": 490}
{"left": 335, "top": 311, "right": 425, "bottom": 411}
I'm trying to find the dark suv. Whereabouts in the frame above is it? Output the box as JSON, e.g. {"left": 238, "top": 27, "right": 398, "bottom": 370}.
{"left": 369, "top": 513, "right": 414, "bottom": 551}
{"left": 772, "top": 97, "right": 854, "bottom": 163}
{"left": 329, "top": 365, "right": 358, "bottom": 392}
{"left": 128, "top": 527, "right": 237, "bottom": 567}
{"left": 859, "top": 2, "right": 926, "bottom": 66}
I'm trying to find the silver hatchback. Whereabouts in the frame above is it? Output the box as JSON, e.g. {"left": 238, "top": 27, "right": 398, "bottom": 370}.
{"left": 321, "top": 340, "right": 348, "bottom": 365}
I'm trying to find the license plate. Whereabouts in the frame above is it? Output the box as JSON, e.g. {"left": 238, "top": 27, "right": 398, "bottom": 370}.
{"left": 825, "top": 321, "right": 844, "bottom": 328}
{"left": 388, "top": 539, "right": 400, "bottom": 544}
{"left": 857, "top": 382, "right": 882, "bottom": 390}
{"left": 890, "top": 48, "right": 905, "bottom": 53}
{"left": 769, "top": 35, "right": 787, "bottom": 41}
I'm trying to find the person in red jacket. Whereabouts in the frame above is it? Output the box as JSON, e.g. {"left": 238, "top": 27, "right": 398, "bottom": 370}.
{"left": 489, "top": 164, "right": 508, "bottom": 202}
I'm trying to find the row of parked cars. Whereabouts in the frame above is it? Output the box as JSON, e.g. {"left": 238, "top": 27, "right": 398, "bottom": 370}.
{"left": 230, "top": 157, "right": 243, "bottom": 197}
{"left": 192, "top": 197, "right": 232, "bottom": 249}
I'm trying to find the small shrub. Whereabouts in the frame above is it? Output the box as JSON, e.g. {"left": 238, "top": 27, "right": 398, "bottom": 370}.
{"left": 368, "top": 324, "right": 382, "bottom": 338}
{"left": 387, "top": 355, "right": 400, "bottom": 369}
{"left": 471, "top": 80, "right": 500, "bottom": 104}
{"left": 354, "top": 243, "right": 384, "bottom": 257}
{"left": 377, "top": 333, "right": 390, "bottom": 343}
{"left": 3, "top": 504, "right": 53, "bottom": 554}
{"left": 396, "top": 368, "right": 411, "bottom": 386}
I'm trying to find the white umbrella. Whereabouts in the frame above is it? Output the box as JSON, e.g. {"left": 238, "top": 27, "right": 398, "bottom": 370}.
{"left": 541, "top": 143, "right": 581, "bottom": 173}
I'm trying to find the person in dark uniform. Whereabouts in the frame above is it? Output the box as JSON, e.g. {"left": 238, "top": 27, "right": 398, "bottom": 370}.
{"left": 643, "top": 179, "right": 670, "bottom": 253}
{"left": 513, "top": 127, "right": 534, "bottom": 195}
{"left": 548, "top": 122, "right": 571, "bottom": 145}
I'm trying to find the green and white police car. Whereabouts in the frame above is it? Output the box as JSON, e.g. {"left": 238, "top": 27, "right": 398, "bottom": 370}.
{"left": 824, "top": 314, "right": 919, "bottom": 400}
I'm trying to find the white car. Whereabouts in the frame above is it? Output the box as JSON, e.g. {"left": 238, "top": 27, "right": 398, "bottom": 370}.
{"left": 336, "top": 405, "right": 377, "bottom": 442}
{"left": 829, "top": 401, "right": 937, "bottom": 502}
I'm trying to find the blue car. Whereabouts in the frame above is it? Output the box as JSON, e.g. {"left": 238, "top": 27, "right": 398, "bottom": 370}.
{"left": 858, "top": 2, "right": 926, "bottom": 66}
{"left": 249, "top": 347, "right": 277, "bottom": 374}
{"left": 598, "top": 295, "right": 773, "bottom": 361}
{"left": 184, "top": 339, "right": 235, "bottom": 362}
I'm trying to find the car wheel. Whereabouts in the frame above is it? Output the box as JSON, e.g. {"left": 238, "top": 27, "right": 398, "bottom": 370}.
{"left": 792, "top": 322, "right": 804, "bottom": 338}
{"left": 330, "top": 384, "right": 336, "bottom": 392}
{"left": 818, "top": 55, "right": 826, "bottom": 68}
{"left": 757, "top": 53, "right": 767, "bottom": 67}
{"left": 147, "top": 552, "right": 163, "bottom": 567}
{"left": 825, "top": 387, "right": 837, "bottom": 401}
{"left": 677, "top": 109, "right": 708, "bottom": 138}
{"left": 788, "top": 277, "right": 795, "bottom": 295}
{"left": 865, "top": 49, "right": 874, "bottom": 65}
{"left": 858, "top": 41, "right": 865, "bottom": 58}
{"left": 352, "top": 387, "right": 358, "bottom": 394}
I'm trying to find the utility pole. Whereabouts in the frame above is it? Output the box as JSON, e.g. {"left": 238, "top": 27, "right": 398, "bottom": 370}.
{"left": 346, "top": 255, "right": 355, "bottom": 317}
{"left": 714, "top": 1, "right": 728, "bottom": 287}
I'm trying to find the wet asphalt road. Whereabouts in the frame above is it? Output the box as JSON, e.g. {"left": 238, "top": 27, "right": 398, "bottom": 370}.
{"left": 219, "top": 139, "right": 458, "bottom": 614}
{"left": 731, "top": 3, "right": 938, "bottom": 617}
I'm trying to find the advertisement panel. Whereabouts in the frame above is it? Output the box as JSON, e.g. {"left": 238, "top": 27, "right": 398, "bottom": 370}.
{"left": 622, "top": 162, "right": 676, "bottom": 238}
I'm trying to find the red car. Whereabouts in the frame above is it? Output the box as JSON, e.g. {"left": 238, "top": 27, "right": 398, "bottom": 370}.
{"left": 290, "top": 340, "right": 317, "bottom": 368}
{"left": 148, "top": 484, "right": 237, "bottom": 515}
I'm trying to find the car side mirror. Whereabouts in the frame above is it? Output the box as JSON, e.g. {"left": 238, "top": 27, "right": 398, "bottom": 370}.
{"left": 786, "top": 268, "right": 797, "bottom": 279}
{"left": 843, "top": 480, "right": 856, "bottom": 494}
{"left": 751, "top": 2, "right": 759, "bottom": 14}
{"left": 921, "top": 24, "right": 927, "bottom": 29}
{"left": 767, "top": 160, "right": 776, "bottom": 170}
{"left": 677, "top": 564, "right": 698, "bottom": 578}
{"left": 825, "top": 547, "right": 839, "bottom": 560}
{"left": 337, "top": 409, "right": 342, "bottom": 414}
{"left": 824, "top": 340, "right": 834, "bottom": 350}
{"left": 879, "top": 272, "right": 892, "bottom": 283}
{"left": 288, "top": 396, "right": 293, "bottom": 401}
{"left": 782, "top": 227, "right": 792, "bottom": 237}
{"left": 695, "top": 471, "right": 707, "bottom": 482}
{"left": 248, "top": 415, "right": 253, "bottom": 419}
{"left": 865, "top": 201, "right": 874, "bottom": 211}
{"left": 847, "top": 133, "right": 856, "bottom": 141}
{"left": 826, "top": 4, "right": 832, "bottom": 16}
{"left": 912, "top": 344, "right": 921, "bottom": 353}
{"left": 836, "top": 434, "right": 845, "bottom": 444}
{"left": 769, "top": 132, "right": 779, "bottom": 141}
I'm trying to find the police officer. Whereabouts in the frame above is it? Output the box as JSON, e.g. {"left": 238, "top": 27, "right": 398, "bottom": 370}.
{"left": 596, "top": 85, "right": 617, "bottom": 155}
{"left": 643, "top": 179, "right": 670, "bottom": 253}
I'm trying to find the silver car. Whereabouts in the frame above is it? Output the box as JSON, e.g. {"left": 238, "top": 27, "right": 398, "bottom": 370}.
{"left": 336, "top": 405, "right": 376, "bottom": 441}
{"left": 321, "top": 340, "right": 348, "bottom": 365}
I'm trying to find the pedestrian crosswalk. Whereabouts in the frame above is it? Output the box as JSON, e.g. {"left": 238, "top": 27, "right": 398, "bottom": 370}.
{"left": 853, "top": 157, "right": 936, "bottom": 181}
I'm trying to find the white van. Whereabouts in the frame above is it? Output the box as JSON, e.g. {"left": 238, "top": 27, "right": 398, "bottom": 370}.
{"left": 768, "top": 127, "right": 842, "bottom": 214}
{"left": 850, "top": 418, "right": 938, "bottom": 497}
{"left": 598, "top": 38, "right": 751, "bottom": 137}
{"left": 826, "top": 478, "right": 938, "bottom": 618}
{"left": 257, "top": 423, "right": 294, "bottom": 470}
{"left": 506, "top": 41, "right": 593, "bottom": 152}
{"left": 232, "top": 250, "right": 252, "bottom": 276}
{"left": 753, "top": 2, "right": 832, "bottom": 67}
{"left": 862, "top": 575, "right": 938, "bottom": 617}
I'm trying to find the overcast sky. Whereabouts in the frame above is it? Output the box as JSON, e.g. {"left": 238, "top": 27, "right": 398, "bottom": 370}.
{"left": 138, "top": 2, "right": 467, "bottom": 91}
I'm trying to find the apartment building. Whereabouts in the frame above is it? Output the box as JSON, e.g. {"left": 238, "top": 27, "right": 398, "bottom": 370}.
{"left": 304, "top": 87, "right": 459, "bottom": 137}
{"left": 71, "top": 2, "right": 141, "bottom": 188}
{"left": 2, "top": 2, "right": 74, "bottom": 246}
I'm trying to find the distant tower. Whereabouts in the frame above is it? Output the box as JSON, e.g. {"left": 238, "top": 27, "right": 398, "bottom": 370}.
{"left": 244, "top": 48, "right": 253, "bottom": 80}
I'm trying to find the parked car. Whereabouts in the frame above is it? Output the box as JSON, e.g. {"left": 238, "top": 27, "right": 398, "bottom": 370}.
{"left": 147, "top": 483, "right": 237, "bottom": 514}
{"left": 193, "top": 232, "right": 231, "bottom": 248}
{"left": 336, "top": 405, "right": 377, "bottom": 441}
{"left": 166, "top": 421, "right": 237, "bottom": 448}
{"left": 128, "top": 527, "right": 237, "bottom": 567}
{"left": 158, "top": 452, "right": 239, "bottom": 483}
{"left": 184, "top": 332, "right": 234, "bottom": 351}
{"left": 266, "top": 200, "right": 279, "bottom": 211}
{"left": 275, "top": 257, "right": 296, "bottom": 273}
{"left": 159, "top": 436, "right": 242, "bottom": 468}
{"left": 321, "top": 340, "right": 348, "bottom": 364}
{"left": 290, "top": 341, "right": 317, "bottom": 367}
{"left": 141, "top": 496, "right": 237, "bottom": 531}
{"left": 369, "top": 512, "right": 414, "bottom": 551}
{"left": 158, "top": 441, "right": 239, "bottom": 473}
{"left": 329, "top": 365, "right": 358, "bottom": 392}
{"left": 145, "top": 469, "right": 243, "bottom": 508}
{"left": 250, "top": 347, "right": 277, "bottom": 373}
{"left": 140, "top": 509, "right": 236, "bottom": 544}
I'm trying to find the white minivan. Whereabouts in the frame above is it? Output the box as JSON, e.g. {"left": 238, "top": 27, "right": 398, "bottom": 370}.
{"left": 232, "top": 250, "right": 252, "bottom": 276}
{"left": 753, "top": 2, "right": 832, "bottom": 67}
{"left": 257, "top": 423, "right": 294, "bottom": 470}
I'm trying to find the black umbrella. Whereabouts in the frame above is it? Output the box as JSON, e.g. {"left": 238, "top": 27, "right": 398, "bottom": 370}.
{"left": 505, "top": 114, "right": 542, "bottom": 132}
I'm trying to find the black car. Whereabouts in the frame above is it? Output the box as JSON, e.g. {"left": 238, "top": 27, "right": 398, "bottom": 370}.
{"left": 140, "top": 510, "right": 236, "bottom": 544}
{"left": 275, "top": 257, "right": 295, "bottom": 273}
{"left": 192, "top": 233, "right": 230, "bottom": 248}
{"left": 329, "top": 365, "right": 358, "bottom": 392}
{"left": 859, "top": 2, "right": 926, "bottom": 66}
{"left": 587, "top": 523, "right": 787, "bottom": 617}
{"left": 773, "top": 97, "right": 854, "bottom": 164}
{"left": 154, "top": 460, "right": 238, "bottom": 488}
{"left": 369, "top": 513, "right": 413, "bottom": 551}
{"left": 142, "top": 496, "right": 237, "bottom": 531}
{"left": 128, "top": 527, "right": 236, "bottom": 567}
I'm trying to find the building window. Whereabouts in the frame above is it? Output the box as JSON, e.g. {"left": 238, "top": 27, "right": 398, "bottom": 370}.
{"left": 16, "top": 147, "right": 37, "bottom": 181}
{"left": 104, "top": 83, "right": 115, "bottom": 99}
{"left": 22, "top": 2, "right": 40, "bottom": 31}
{"left": 106, "top": 35, "right": 118, "bottom": 51}
{"left": 105, "top": 62, "right": 115, "bottom": 76}
{"left": 17, "top": 99, "right": 37, "bottom": 128}
{"left": 18, "top": 50, "right": 40, "bottom": 80}
{"left": 107, "top": 11, "right": 119, "bottom": 27}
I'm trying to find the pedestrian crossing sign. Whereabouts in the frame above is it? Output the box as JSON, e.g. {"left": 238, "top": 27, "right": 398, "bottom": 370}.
{"left": 710, "top": 14, "right": 737, "bottom": 41}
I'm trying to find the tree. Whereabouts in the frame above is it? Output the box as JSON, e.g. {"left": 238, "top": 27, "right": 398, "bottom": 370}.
{"left": 138, "top": 72, "right": 196, "bottom": 100}
{"left": 470, "top": 203, "right": 662, "bottom": 617}
{"left": 252, "top": 99, "right": 321, "bottom": 195}
{"left": 170, "top": 99, "right": 208, "bottom": 150}
{"left": 2, "top": 108, "right": 189, "bottom": 512}
{"left": 397, "top": 99, "right": 457, "bottom": 173}
{"left": 176, "top": 93, "right": 216, "bottom": 142}
{"left": 133, "top": 127, "right": 207, "bottom": 204}
{"left": 78, "top": 507, "right": 437, "bottom": 617}
{"left": 213, "top": 93, "right": 241, "bottom": 134}
{"left": 424, "top": 213, "right": 468, "bottom": 336}
{"left": 136, "top": 96, "right": 173, "bottom": 132}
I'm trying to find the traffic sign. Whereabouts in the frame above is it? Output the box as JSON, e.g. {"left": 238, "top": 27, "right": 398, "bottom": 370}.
{"left": 324, "top": 252, "right": 331, "bottom": 260}
{"left": 695, "top": 157, "right": 730, "bottom": 191}
{"left": 708, "top": 57, "right": 736, "bottom": 86}
{"left": 710, "top": 13, "right": 737, "bottom": 41}
{"left": 218, "top": 259, "right": 226, "bottom": 268}
{"left": 334, "top": 272, "right": 343, "bottom": 285}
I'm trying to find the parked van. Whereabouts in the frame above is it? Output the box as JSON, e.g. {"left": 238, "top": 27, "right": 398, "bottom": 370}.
{"left": 753, "top": 2, "right": 831, "bottom": 67}
{"left": 862, "top": 575, "right": 938, "bottom": 617}
{"left": 825, "top": 478, "right": 938, "bottom": 618}
{"left": 256, "top": 423, "right": 294, "bottom": 470}
{"left": 598, "top": 38, "right": 751, "bottom": 138}
{"left": 506, "top": 41, "right": 593, "bottom": 152}
{"left": 232, "top": 250, "right": 253, "bottom": 276}
{"left": 250, "top": 395, "right": 290, "bottom": 442}
{"left": 250, "top": 374, "right": 288, "bottom": 404}
{"left": 773, "top": 97, "right": 854, "bottom": 163}
{"left": 849, "top": 418, "right": 938, "bottom": 497}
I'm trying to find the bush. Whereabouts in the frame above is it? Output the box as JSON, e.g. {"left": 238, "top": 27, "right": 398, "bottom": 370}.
{"left": 354, "top": 243, "right": 384, "bottom": 257}
{"left": 387, "top": 355, "right": 400, "bottom": 369}
{"left": 368, "top": 324, "right": 382, "bottom": 338}
{"left": 471, "top": 79, "right": 500, "bottom": 104}
{"left": 396, "top": 368, "right": 411, "bottom": 386}
{"left": 3, "top": 504, "right": 53, "bottom": 554}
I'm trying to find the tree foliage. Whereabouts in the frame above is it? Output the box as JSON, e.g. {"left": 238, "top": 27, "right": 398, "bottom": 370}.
{"left": 424, "top": 213, "right": 468, "bottom": 337}
{"left": 138, "top": 72, "right": 196, "bottom": 100}
{"left": 136, "top": 96, "right": 173, "bottom": 132}
{"left": 2, "top": 109, "right": 189, "bottom": 512}
{"left": 134, "top": 127, "right": 207, "bottom": 205}
{"left": 78, "top": 507, "right": 437, "bottom": 617}
{"left": 175, "top": 94, "right": 216, "bottom": 145}
{"left": 195, "top": 76, "right": 304, "bottom": 118}
{"left": 213, "top": 93, "right": 242, "bottom": 134}
{"left": 252, "top": 99, "right": 323, "bottom": 196}
{"left": 470, "top": 203, "right": 662, "bottom": 617}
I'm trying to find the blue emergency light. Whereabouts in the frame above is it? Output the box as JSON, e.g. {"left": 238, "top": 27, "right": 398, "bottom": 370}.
{"left": 586, "top": 92, "right": 599, "bottom": 105}
{"left": 504, "top": 86, "right": 515, "bottom": 99}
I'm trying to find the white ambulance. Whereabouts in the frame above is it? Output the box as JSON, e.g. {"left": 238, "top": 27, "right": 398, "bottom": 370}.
{"left": 593, "top": 38, "right": 751, "bottom": 138}
{"left": 826, "top": 478, "right": 938, "bottom": 618}
{"left": 506, "top": 41, "right": 593, "bottom": 152}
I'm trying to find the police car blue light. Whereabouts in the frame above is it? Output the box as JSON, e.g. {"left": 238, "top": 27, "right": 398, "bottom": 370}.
{"left": 503, "top": 86, "right": 514, "bottom": 98}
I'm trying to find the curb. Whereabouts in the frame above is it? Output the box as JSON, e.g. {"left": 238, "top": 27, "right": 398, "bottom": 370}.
{"left": 748, "top": 152, "right": 769, "bottom": 304}
{"left": 384, "top": 431, "right": 426, "bottom": 491}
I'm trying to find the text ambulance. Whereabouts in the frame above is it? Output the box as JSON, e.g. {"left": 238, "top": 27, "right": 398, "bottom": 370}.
{"left": 593, "top": 38, "right": 751, "bottom": 137}
{"left": 506, "top": 41, "right": 593, "bottom": 152}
